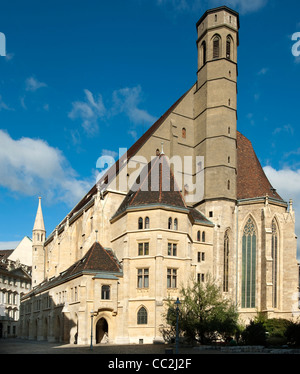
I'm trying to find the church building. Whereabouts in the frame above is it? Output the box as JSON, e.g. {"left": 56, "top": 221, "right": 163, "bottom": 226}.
{"left": 19, "top": 6, "right": 298, "bottom": 345}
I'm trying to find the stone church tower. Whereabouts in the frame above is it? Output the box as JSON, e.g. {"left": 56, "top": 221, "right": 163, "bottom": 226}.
{"left": 20, "top": 6, "right": 298, "bottom": 345}
{"left": 32, "top": 197, "right": 46, "bottom": 286}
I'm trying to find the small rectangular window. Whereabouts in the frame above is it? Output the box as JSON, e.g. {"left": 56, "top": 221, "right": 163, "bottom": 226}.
{"left": 137, "top": 268, "right": 149, "bottom": 288}
{"left": 167, "top": 268, "right": 177, "bottom": 288}
{"left": 168, "top": 243, "right": 177, "bottom": 256}
{"left": 138, "top": 242, "right": 149, "bottom": 256}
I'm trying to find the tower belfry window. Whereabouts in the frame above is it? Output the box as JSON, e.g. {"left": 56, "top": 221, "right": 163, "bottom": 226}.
{"left": 202, "top": 41, "right": 206, "bottom": 65}
{"left": 213, "top": 36, "right": 220, "bottom": 59}
{"left": 226, "top": 36, "right": 231, "bottom": 59}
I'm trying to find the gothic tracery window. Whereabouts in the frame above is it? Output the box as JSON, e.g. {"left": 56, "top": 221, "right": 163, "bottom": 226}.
{"left": 137, "top": 306, "right": 148, "bottom": 325}
{"left": 241, "top": 218, "right": 257, "bottom": 308}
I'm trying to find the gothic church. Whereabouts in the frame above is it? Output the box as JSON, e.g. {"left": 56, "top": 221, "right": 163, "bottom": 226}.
{"left": 19, "top": 6, "right": 298, "bottom": 345}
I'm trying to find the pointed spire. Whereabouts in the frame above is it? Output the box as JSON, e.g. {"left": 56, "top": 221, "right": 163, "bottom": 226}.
{"left": 33, "top": 197, "right": 45, "bottom": 232}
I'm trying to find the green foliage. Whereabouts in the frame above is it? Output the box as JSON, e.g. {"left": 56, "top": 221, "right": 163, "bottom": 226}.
{"left": 241, "top": 320, "right": 267, "bottom": 346}
{"left": 165, "top": 277, "right": 239, "bottom": 344}
{"left": 285, "top": 320, "right": 300, "bottom": 346}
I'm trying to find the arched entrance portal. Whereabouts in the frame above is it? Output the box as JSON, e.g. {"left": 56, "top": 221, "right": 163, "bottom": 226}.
{"left": 96, "top": 318, "right": 108, "bottom": 343}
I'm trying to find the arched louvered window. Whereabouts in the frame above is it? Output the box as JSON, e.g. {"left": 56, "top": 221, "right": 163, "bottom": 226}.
{"left": 272, "top": 219, "right": 278, "bottom": 308}
{"left": 223, "top": 231, "right": 229, "bottom": 292}
{"left": 241, "top": 218, "right": 257, "bottom": 308}
{"left": 137, "top": 307, "right": 148, "bottom": 325}
{"left": 213, "top": 36, "right": 220, "bottom": 59}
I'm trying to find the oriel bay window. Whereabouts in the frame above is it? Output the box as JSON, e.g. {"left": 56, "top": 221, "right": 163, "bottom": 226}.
{"left": 137, "top": 268, "right": 149, "bottom": 288}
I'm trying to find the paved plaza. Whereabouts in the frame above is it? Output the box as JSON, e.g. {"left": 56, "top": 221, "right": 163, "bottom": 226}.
{"left": 0, "top": 338, "right": 299, "bottom": 355}
{"left": 0, "top": 338, "right": 197, "bottom": 355}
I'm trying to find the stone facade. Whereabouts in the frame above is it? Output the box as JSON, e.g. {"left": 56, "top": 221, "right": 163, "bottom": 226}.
{"left": 19, "top": 6, "right": 299, "bottom": 345}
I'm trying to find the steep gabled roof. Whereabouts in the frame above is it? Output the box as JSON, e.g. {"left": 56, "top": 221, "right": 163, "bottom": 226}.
{"left": 24, "top": 242, "right": 121, "bottom": 298}
{"left": 236, "top": 131, "right": 283, "bottom": 201}
{"left": 56, "top": 86, "right": 194, "bottom": 228}
{"left": 112, "top": 154, "right": 187, "bottom": 220}
{"left": 188, "top": 207, "right": 214, "bottom": 226}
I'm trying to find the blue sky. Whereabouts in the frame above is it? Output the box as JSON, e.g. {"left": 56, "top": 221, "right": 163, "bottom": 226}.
{"left": 0, "top": 0, "right": 300, "bottom": 257}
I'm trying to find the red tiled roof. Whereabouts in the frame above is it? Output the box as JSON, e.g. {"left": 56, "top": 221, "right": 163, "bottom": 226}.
{"left": 25, "top": 242, "right": 121, "bottom": 297}
{"left": 52, "top": 86, "right": 283, "bottom": 233}
{"left": 236, "top": 131, "right": 283, "bottom": 201}
{"left": 112, "top": 154, "right": 187, "bottom": 219}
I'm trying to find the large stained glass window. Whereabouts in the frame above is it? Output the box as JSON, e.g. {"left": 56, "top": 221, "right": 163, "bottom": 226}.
{"left": 272, "top": 219, "right": 278, "bottom": 308}
{"left": 241, "top": 218, "right": 257, "bottom": 308}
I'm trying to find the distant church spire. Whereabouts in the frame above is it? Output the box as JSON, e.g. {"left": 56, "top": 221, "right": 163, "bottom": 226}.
{"left": 32, "top": 197, "right": 46, "bottom": 286}
{"left": 33, "top": 197, "right": 45, "bottom": 232}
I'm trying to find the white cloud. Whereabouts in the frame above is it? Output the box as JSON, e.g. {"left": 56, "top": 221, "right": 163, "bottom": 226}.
{"left": 0, "top": 95, "right": 12, "bottom": 111}
{"left": 68, "top": 89, "right": 106, "bottom": 136}
{"left": 214, "top": 0, "right": 268, "bottom": 14}
{"left": 25, "top": 77, "right": 47, "bottom": 92}
{"left": 155, "top": 0, "right": 268, "bottom": 14}
{"left": 112, "top": 85, "right": 157, "bottom": 125}
{"left": 68, "top": 86, "right": 156, "bottom": 138}
{"left": 257, "top": 67, "right": 269, "bottom": 75}
{"left": 263, "top": 166, "right": 300, "bottom": 257}
{"left": 0, "top": 130, "right": 92, "bottom": 207}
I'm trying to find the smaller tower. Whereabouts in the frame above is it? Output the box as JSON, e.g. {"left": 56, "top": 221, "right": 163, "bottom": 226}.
{"left": 32, "top": 197, "right": 46, "bottom": 286}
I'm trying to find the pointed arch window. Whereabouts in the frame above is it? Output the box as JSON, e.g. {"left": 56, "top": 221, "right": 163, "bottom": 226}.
{"left": 226, "top": 36, "right": 231, "bottom": 60}
{"left": 182, "top": 128, "right": 186, "bottom": 139}
{"left": 138, "top": 217, "right": 143, "bottom": 230}
{"left": 213, "top": 36, "right": 220, "bottom": 59}
{"left": 202, "top": 231, "right": 206, "bottom": 242}
{"left": 272, "top": 219, "right": 278, "bottom": 308}
{"left": 137, "top": 306, "right": 148, "bottom": 325}
{"left": 223, "top": 231, "right": 229, "bottom": 292}
{"left": 174, "top": 218, "right": 178, "bottom": 230}
{"left": 201, "top": 41, "right": 206, "bottom": 65}
{"left": 197, "top": 230, "right": 201, "bottom": 242}
{"left": 168, "top": 217, "right": 172, "bottom": 230}
{"left": 241, "top": 218, "right": 257, "bottom": 308}
{"left": 145, "top": 217, "right": 150, "bottom": 229}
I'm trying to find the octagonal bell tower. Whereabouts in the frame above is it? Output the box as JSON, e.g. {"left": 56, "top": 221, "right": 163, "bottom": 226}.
{"left": 194, "top": 6, "right": 239, "bottom": 203}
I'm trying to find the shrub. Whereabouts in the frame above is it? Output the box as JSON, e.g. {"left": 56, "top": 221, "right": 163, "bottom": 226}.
{"left": 241, "top": 320, "right": 267, "bottom": 346}
{"left": 285, "top": 321, "right": 300, "bottom": 346}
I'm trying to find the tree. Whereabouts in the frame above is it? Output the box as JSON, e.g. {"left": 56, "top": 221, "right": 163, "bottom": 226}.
{"left": 165, "top": 277, "right": 239, "bottom": 344}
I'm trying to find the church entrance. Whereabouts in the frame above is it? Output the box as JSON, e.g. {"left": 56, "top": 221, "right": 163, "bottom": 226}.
{"left": 96, "top": 318, "right": 108, "bottom": 343}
